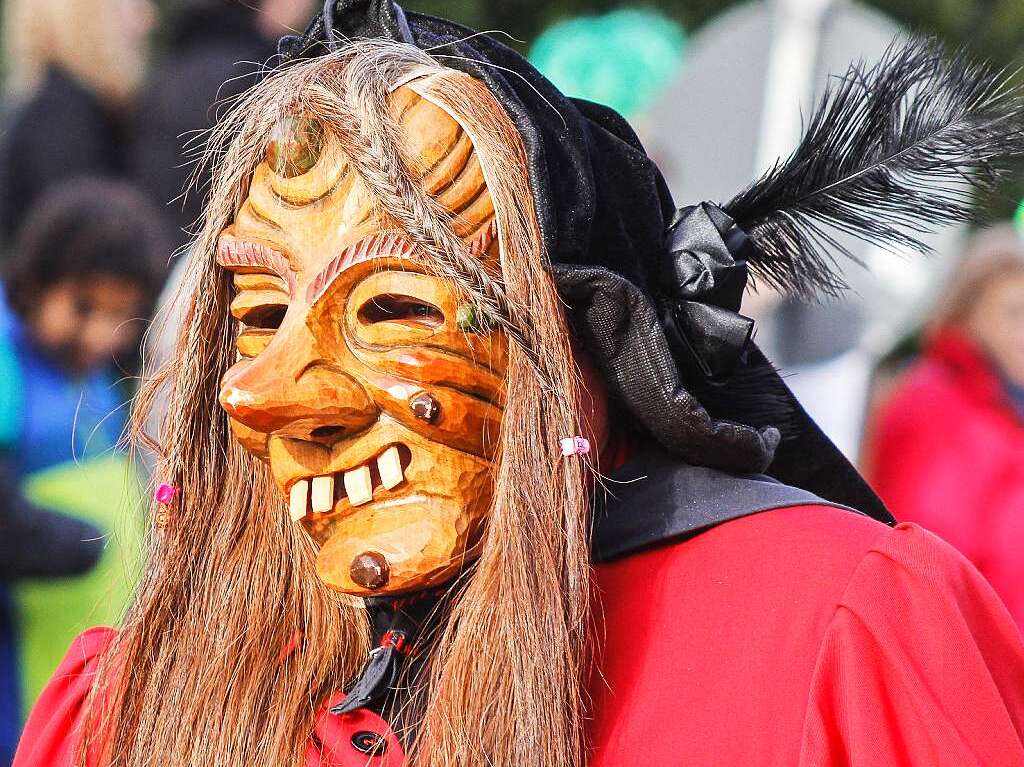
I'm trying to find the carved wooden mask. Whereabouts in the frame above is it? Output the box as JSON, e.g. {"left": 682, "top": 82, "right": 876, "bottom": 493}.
{"left": 217, "top": 83, "right": 507, "bottom": 596}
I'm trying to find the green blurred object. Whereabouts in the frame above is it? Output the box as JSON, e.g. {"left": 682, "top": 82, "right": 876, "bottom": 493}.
{"left": 1015, "top": 197, "right": 1024, "bottom": 234}
{"left": 528, "top": 9, "right": 686, "bottom": 118}
{"left": 15, "top": 455, "right": 144, "bottom": 714}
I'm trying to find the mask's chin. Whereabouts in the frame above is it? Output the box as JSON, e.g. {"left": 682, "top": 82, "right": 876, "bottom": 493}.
{"left": 257, "top": 418, "right": 496, "bottom": 595}
{"left": 275, "top": 429, "right": 494, "bottom": 596}
{"left": 314, "top": 490, "right": 489, "bottom": 595}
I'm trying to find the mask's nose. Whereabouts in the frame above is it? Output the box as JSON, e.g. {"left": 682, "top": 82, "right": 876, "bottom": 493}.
{"left": 219, "top": 334, "right": 378, "bottom": 444}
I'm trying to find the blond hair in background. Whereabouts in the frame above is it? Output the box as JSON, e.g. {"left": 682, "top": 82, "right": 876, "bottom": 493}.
{"left": 930, "top": 224, "right": 1024, "bottom": 336}
{"left": 3, "top": 0, "right": 154, "bottom": 105}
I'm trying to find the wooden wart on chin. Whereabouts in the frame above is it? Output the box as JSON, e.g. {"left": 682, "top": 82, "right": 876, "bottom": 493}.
{"left": 215, "top": 83, "right": 508, "bottom": 598}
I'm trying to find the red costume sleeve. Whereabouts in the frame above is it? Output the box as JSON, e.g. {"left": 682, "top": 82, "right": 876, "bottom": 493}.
{"left": 800, "top": 523, "right": 1024, "bottom": 766}
{"left": 13, "top": 627, "right": 116, "bottom": 767}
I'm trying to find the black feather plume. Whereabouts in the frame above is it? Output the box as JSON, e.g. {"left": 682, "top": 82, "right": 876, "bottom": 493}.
{"left": 723, "top": 38, "right": 1024, "bottom": 299}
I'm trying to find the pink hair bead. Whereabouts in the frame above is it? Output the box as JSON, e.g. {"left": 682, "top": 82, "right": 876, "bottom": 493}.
{"left": 559, "top": 436, "right": 590, "bottom": 456}
{"left": 154, "top": 483, "right": 179, "bottom": 505}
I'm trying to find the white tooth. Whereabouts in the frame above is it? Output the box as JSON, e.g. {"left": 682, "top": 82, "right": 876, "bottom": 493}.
{"left": 289, "top": 480, "right": 309, "bottom": 521}
{"left": 343, "top": 465, "right": 373, "bottom": 506}
{"left": 378, "top": 446, "right": 404, "bottom": 490}
{"left": 311, "top": 475, "right": 334, "bottom": 513}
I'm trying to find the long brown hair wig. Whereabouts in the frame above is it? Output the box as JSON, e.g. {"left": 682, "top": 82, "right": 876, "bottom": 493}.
{"left": 83, "top": 41, "right": 592, "bottom": 767}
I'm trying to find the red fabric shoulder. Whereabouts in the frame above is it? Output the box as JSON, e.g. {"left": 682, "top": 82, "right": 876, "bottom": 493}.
{"left": 800, "top": 522, "right": 1024, "bottom": 766}
{"left": 589, "top": 505, "right": 894, "bottom": 765}
{"left": 13, "top": 627, "right": 117, "bottom": 767}
{"left": 589, "top": 506, "right": 1024, "bottom": 766}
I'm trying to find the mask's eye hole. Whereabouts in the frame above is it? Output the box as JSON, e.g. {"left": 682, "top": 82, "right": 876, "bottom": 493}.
{"left": 358, "top": 294, "right": 444, "bottom": 327}
{"left": 242, "top": 305, "right": 287, "bottom": 330}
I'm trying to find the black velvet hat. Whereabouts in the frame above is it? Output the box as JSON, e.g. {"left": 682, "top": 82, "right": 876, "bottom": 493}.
{"left": 278, "top": 0, "right": 1024, "bottom": 523}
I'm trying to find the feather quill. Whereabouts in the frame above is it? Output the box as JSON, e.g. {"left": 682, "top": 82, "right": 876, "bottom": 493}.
{"left": 723, "top": 38, "right": 1024, "bottom": 299}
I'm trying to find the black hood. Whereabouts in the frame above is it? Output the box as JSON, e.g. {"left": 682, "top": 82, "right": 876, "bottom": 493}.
{"left": 275, "top": 0, "right": 897, "bottom": 520}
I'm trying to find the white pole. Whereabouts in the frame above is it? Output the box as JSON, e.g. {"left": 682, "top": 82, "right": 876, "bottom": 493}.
{"left": 754, "top": 0, "right": 835, "bottom": 176}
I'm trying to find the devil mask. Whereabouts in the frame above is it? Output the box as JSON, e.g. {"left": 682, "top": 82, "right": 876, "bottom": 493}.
{"left": 217, "top": 73, "right": 515, "bottom": 596}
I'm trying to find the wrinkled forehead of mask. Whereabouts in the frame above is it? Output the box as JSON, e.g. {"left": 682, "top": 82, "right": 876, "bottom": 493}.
{"left": 240, "top": 80, "right": 499, "bottom": 248}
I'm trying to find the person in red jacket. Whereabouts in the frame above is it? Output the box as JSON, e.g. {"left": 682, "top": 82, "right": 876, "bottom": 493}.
{"left": 867, "top": 225, "right": 1024, "bottom": 629}
{"left": 12, "top": 3, "right": 1024, "bottom": 766}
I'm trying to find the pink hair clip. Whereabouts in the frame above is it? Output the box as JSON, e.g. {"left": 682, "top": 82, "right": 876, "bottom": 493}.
{"left": 154, "top": 483, "right": 179, "bottom": 505}
{"left": 559, "top": 436, "right": 590, "bottom": 456}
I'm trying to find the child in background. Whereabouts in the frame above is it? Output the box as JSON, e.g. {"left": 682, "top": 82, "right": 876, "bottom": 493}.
{"left": 0, "top": 179, "right": 168, "bottom": 762}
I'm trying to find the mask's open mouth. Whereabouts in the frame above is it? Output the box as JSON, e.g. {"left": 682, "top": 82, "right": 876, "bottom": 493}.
{"left": 287, "top": 443, "right": 413, "bottom": 521}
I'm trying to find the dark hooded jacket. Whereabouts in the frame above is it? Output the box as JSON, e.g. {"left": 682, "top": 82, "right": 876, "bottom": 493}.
{"left": 133, "top": 2, "right": 272, "bottom": 243}
{"left": 0, "top": 68, "right": 125, "bottom": 247}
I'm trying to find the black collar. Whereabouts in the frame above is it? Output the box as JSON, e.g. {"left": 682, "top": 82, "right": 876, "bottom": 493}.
{"left": 591, "top": 446, "right": 859, "bottom": 562}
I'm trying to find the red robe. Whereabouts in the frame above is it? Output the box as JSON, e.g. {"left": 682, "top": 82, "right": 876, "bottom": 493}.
{"left": 14, "top": 505, "right": 1024, "bottom": 766}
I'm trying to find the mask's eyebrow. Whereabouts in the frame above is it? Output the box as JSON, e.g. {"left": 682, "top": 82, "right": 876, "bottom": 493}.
{"left": 305, "top": 222, "right": 498, "bottom": 306}
{"left": 217, "top": 237, "right": 297, "bottom": 291}
{"left": 306, "top": 231, "right": 418, "bottom": 305}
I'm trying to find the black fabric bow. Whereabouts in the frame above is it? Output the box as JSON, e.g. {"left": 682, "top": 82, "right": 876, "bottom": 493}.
{"left": 330, "top": 631, "right": 407, "bottom": 715}
{"left": 330, "top": 588, "right": 442, "bottom": 717}
{"left": 660, "top": 203, "right": 755, "bottom": 383}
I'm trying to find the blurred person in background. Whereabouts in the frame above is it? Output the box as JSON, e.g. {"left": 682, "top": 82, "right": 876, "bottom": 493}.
{"left": 0, "top": 0, "right": 156, "bottom": 245}
{"left": 865, "top": 224, "right": 1024, "bottom": 629}
{"left": 134, "top": 0, "right": 317, "bottom": 245}
{"left": 0, "top": 179, "right": 168, "bottom": 763}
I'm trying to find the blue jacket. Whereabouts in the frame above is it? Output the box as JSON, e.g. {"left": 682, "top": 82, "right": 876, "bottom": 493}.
{"left": 0, "top": 293, "right": 115, "bottom": 762}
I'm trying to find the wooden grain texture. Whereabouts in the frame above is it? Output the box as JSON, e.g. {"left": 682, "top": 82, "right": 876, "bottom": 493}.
{"left": 216, "top": 84, "right": 505, "bottom": 595}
